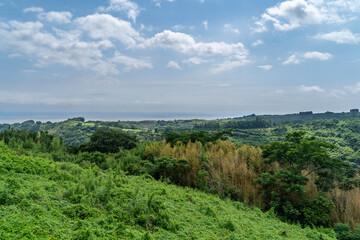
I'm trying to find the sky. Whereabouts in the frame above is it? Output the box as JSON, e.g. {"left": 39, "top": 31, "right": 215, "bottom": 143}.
{"left": 1, "top": 0, "right": 360, "bottom": 119}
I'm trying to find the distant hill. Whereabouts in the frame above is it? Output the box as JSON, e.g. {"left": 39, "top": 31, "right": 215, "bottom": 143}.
{"left": 1, "top": 110, "right": 360, "bottom": 166}
{"left": 236, "top": 109, "right": 360, "bottom": 124}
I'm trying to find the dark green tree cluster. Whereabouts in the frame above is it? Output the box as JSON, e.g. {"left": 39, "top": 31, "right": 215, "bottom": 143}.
{"left": 256, "top": 131, "right": 355, "bottom": 226}
{"left": 77, "top": 129, "right": 138, "bottom": 153}
{"left": 193, "top": 121, "right": 221, "bottom": 130}
{"left": 150, "top": 157, "right": 188, "bottom": 183}
{"left": 0, "top": 128, "right": 58, "bottom": 152}
{"left": 164, "top": 130, "right": 232, "bottom": 146}
{"left": 334, "top": 223, "right": 360, "bottom": 240}
{"left": 224, "top": 116, "right": 273, "bottom": 130}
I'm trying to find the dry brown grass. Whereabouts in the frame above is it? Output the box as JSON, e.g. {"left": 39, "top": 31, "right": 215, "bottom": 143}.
{"left": 145, "top": 140, "right": 360, "bottom": 226}
{"left": 146, "top": 140, "right": 264, "bottom": 204}
{"left": 330, "top": 187, "right": 360, "bottom": 227}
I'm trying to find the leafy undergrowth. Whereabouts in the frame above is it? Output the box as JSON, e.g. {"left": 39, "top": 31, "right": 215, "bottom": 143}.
{"left": 0, "top": 143, "right": 335, "bottom": 239}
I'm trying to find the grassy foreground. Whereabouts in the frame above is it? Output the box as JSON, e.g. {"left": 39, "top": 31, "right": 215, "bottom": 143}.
{"left": 0, "top": 143, "right": 335, "bottom": 239}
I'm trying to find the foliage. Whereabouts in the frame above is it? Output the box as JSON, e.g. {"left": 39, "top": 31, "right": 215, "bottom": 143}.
{"left": 0, "top": 143, "right": 336, "bottom": 239}
{"left": 164, "top": 129, "right": 233, "bottom": 146}
{"left": 3, "top": 114, "right": 360, "bottom": 167}
{"left": 334, "top": 223, "right": 360, "bottom": 240}
{"left": 78, "top": 129, "right": 138, "bottom": 153}
{"left": 1, "top": 125, "right": 359, "bottom": 233}
{"left": 0, "top": 128, "right": 58, "bottom": 152}
{"left": 223, "top": 116, "right": 273, "bottom": 130}
{"left": 150, "top": 157, "right": 188, "bottom": 183}
{"left": 256, "top": 131, "right": 354, "bottom": 226}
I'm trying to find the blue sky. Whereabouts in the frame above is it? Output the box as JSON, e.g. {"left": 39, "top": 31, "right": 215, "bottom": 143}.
{"left": 1, "top": 0, "right": 360, "bottom": 117}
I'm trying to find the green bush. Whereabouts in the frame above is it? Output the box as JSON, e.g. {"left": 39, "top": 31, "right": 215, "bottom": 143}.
{"left": 78, "top": 129, "right": 138, "bottom": 153}
{"left": 334, "top": 223, "right": 353, "bottom": 240}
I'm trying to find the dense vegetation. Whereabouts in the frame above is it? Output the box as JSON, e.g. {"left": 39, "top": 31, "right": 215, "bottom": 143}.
{"left": 0, "top": 142, "right": 337, "bottom": 239}
{"left": 1, "top": 110, "right": 360, "bottom": 148}
{"left": 256, "top": 131, "right": 355, "bottom": 227}
{"left": 2, "top": 112, "right": 360, "bottom": 168}
{"left": 2, "top": 111, "right": 360, "bottom": 239}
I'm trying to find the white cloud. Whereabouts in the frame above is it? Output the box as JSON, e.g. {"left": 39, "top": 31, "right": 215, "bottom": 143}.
{"left": 211, "top": 60, "right": 250, "bottom": 74}
{"left": 152, "top": 0, "right": 176, "bottom": 7}
{"left": 139, "top": 30, "right": 248, "bottom": 59}
{"left": 172, "top": 25, "right": 185, "bottom": 31}
{"left": 202, "top": 20, "right": 208, "bottom": 30}
{"left": 183, "top": 57, "right": 208, "bottom": 65}
{"left": 138, "top": 30, "right": 249, "bottom": 73}
{"left": 283, "top": 54, "right": 300, "bottom": 65}
{"left": 258, "top": 65, "right": 273, "bottom": 70}
{"left": 24, "top": 7, "right": 72, "bottom": 24}
{"left": 2, "top": 21, "right": 113, "bottom": 73}
{"left": 283, "top": 51, "right": 332, "bottom": 64}
{"left": 328, "top": 89, "right": 346, "bottom": 98}
{"left": 38, "top": 11, "right": 73, "bottom": 24}
{"left": 314, "top": 29, "right": 360, "bottom": 44}
{"left": 99, "top": 0, "right": 140, "bottom": 23}
{"left": 299, "top": 85, "right": 325, "bottom": 93}
{"left": 251, "top": 39, "right": 264, "bottom": 47}
{"left": 0, "top": 19, "right": 151, "bottom": 75}
{"left": 140, "top": 24, "right": 154, "bottom": 32}
{"left": 111, "top": 51, "right": 152, "bottom": 71}
{"left": 253, "top": 0, "right": 358, "bottom": 33}
{"left": 224, "top": 24, "right": 240, "bottom": 34}
{"left": 252, "top": 21, "right": 267, "bottom": 33}
{"left": 23, "top": 7, "right": 44, "bottom": 13}
{"left": 347, "top": 82, "right": 360, "bottom": 94}
{"left": 75, "top": 14, "right": 143, "bottom": 47}
{"left": 167, "top": 61, "right": 182, "bottom": 69}
{"left": 304, "top": 51, "right": 332, "bottom": 60}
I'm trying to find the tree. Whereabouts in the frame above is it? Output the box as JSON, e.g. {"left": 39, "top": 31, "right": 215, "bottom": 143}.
{"left": 164, "top": 130, "right": 232, "bottom": 146}
{"left": 79, "top": 129, "right": 137, "bottom": 153}
{"left": 256, "top": 131, "right": 354, "bottom": 226}
{"left": 152, "top": 157, "right": 188, "bottom": 183}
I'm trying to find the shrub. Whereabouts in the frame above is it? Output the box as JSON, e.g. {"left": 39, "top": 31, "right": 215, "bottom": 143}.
{"left": 334, "top": 223, "right": 353, "bottom": 240}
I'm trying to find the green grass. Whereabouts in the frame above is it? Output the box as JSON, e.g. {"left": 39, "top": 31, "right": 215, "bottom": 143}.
{"left": 0, "top": 143, "right": 336, "bottom": 239}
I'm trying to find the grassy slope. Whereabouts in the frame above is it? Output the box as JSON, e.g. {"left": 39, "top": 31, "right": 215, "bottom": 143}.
{"left": 0, "top": 144, "right": 335, "bottom": 240}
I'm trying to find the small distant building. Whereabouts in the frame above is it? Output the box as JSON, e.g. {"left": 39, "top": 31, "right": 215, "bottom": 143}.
{"left": 350, "top": 109, "right": 359, "bottom": 113}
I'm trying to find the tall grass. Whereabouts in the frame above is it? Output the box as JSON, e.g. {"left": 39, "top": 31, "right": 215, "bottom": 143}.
{"left": 146, "top": 140, "right": 264, "bottom": 204}
{"left": 145, "top": 140, "right": 360, "bottom": 227}
{"left": 330, "top": 187, "right": 360, "bottom": 227}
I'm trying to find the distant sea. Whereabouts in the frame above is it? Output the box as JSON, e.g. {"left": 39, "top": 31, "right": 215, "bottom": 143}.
{"left": 0, "top": 111, "right": 237, "bottom": 124}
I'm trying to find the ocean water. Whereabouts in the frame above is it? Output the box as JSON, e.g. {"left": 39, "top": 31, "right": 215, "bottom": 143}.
{"left": 0, "top": 111, "right": 235, "bottom": 124}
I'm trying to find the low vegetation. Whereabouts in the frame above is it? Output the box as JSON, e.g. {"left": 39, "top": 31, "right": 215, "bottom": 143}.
{"left": 1, "top": 119, "right": 360, "bottom": 239}
{"left": 0, "top": 143, "right": 336, "bottom": 239}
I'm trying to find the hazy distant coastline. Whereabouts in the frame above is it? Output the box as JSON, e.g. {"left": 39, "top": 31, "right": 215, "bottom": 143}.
{"left": 0, "top": 111, "right": 230, "bottom": 124}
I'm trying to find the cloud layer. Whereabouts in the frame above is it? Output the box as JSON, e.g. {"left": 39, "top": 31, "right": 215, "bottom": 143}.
{"left": 283, "top": 51, "right": 332, "bottom": 64}
{"left": 253, "top": 0, "right": 360, "bottom": 32}
{"left": 314, "top": 29, "right": 360, "bottom": 44}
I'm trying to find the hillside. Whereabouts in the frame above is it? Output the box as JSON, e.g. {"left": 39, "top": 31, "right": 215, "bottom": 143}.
{"left": 0, "top": 143, "right": 335, "bottom": 239}
{"left": 2, "top": 115, "right": 360, "bottom": 166}
{"left": 237, "top": 111, "right": 360, "bottom": 124}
